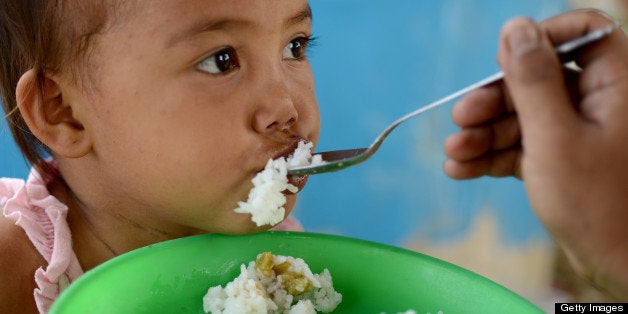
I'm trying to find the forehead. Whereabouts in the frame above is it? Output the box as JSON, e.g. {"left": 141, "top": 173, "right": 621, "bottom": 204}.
{"left": 112, "top": 0, "right": 311, "bottom": 42}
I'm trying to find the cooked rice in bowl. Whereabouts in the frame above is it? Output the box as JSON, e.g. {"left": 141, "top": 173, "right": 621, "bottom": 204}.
{"left": 202, "top": 252, "right": 342, "bottom": 314}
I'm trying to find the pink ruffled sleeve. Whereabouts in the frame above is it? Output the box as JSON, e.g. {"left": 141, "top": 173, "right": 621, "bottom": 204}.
{"left": 0, "top": 178, "right": 24, "bottom": 205}
{"left": 1, "top": 170, "right": 83, "bottom": 314}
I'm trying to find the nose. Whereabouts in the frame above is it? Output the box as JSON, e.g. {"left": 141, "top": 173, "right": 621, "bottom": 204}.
{"left": 251, "top": 68, "right": 299, "bottom": 135}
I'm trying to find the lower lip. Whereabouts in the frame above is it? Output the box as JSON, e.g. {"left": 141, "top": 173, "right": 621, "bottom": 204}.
{"left": 286, "top": 175, "right": 309, "bottom": 194}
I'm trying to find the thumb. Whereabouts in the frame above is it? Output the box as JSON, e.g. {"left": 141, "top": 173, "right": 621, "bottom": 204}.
{"left": 497, "top": 18, "right": 579, "bottom": 143}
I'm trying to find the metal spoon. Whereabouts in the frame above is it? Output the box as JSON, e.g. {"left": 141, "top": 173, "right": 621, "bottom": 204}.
{"left": 288, "top": 24, "right": 618, "bottom": 176}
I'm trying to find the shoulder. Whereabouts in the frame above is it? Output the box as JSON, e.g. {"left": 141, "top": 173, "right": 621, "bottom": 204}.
{"left": 0, "top": 214, "right": 44, "bottom": 313}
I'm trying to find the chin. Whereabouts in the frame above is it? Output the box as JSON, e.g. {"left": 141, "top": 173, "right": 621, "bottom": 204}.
{"left": 284, "top": 195, "right": 297, "bottom": 213}
{"left": 212, "top": 216, "right": 274, "bottom": 235}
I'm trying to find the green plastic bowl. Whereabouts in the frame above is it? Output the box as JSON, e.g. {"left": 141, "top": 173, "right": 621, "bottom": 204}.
{"left": 50, "top": 231, "right": 541, "bottom": 313}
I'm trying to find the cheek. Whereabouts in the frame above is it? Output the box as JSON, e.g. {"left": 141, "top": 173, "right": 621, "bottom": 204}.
{"left": 305, "top": 98, "right": 321, "bottom": 145}
{"left": 84, "top": 98, "right": 247, "bottom": 207}
{"left": 291, "top": 70, "right": 321, "bottom": 141}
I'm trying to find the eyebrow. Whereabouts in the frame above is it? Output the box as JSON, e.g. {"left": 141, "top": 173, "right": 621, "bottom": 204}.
{"left": 286, "top": 4, "right": 312, "bottom": 27}
{"left": 167, "top": 4, "right": 312, "bottom": 47}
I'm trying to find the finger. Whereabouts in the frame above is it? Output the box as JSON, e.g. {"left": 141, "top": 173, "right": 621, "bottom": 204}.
{"left": 451, "top": 84, "right": 508, "bottom": 128}
{"left": 444, "top": 128, "right": 491, "bottom": 161}
{"left": 444, "top": 113, "right": 520, "bottom": 161}
{"left": 443, "top": 147, "right": 521, "bottom": 179}
{"left": 497, "top": 17, "right": 579, "bottom": 143}
{"left": 539, "top": 10, "right": 627, "bottom": 108}
{"left": 539, "top": 9, "right": 621, "bottom": 60}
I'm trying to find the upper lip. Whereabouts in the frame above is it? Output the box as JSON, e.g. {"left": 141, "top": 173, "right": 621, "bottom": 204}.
{"left": 249, "top": 138, "right": 308, "bottom": 174}
{"left": 271, "top": 137, "right": 307, "bottom": 161}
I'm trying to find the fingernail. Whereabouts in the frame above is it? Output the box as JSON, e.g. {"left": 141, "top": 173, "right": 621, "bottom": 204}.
{"left": 508, "top": 23, "right": 540, "bottom": 56}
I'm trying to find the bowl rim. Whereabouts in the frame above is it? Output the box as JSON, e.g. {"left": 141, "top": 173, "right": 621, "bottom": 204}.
{"left": 51, "top": 231, "right": 542, "bottom": 313}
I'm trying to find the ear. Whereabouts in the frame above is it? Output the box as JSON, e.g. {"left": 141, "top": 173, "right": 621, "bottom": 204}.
{"left": 16, "top": 69, "right": 92, "bottom": 158}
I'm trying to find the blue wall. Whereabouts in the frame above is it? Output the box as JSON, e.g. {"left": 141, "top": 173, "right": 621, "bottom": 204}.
{"left": 1, "top": 1, "right": 570, "bottom": 247}
{"left": 294, "top": 0, "right": 569, "bottom": 246}
{"left": 0, "top": 113, "right": 29, "bottom": 178}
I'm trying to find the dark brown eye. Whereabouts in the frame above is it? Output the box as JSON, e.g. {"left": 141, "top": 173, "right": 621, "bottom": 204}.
{"left": 282, "top": 37, "right": 310, "bottom": 60}
{"left": 197, "top": 47, "right": 239, "bottom": 74}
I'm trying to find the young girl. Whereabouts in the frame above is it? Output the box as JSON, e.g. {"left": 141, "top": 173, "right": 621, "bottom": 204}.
{"left": 0, "top": 1, "right": 319, "bottom": 312}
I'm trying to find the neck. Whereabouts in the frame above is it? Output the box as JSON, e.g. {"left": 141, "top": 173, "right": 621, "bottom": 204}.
{"left": 49, "top": 177, "right": 201, "bottom": 271}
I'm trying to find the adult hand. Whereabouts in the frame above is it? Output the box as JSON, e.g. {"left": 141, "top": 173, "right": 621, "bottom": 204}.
{"left": 444, "top": 10, "right": 628, "bottom": 299}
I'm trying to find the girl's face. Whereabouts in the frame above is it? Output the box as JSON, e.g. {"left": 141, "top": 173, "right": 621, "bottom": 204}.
{"left": 63, "top": 0, "right": 319, "bottom": 233}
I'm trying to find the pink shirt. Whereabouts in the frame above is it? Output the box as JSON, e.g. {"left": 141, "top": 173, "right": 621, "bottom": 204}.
{"left": 0, "top": 166, "right": 303, "bottom": 313}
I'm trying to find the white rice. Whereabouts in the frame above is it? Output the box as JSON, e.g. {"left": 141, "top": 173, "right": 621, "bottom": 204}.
{"left": 203, "top": 252, "right": 342, "bottom": 314}
{"left": 234, "top": 141, "right": 326, "bottom": 227}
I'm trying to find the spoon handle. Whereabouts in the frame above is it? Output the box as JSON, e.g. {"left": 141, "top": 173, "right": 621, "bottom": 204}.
{"left": 370, "top": 23, "right": 619, "bottom": 152}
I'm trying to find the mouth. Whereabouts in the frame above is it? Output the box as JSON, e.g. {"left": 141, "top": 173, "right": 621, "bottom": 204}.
{"left": 271, "top": 138, "right": 305, "bottom": 161}
{"left": 234, "top": 137, "right": 315, "bottom": 227}
{"left": 269, "top": 138, "right": 312, "bottom": 194}
{"left": 286, "top": 174, "right": 308, "bottom": 194}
